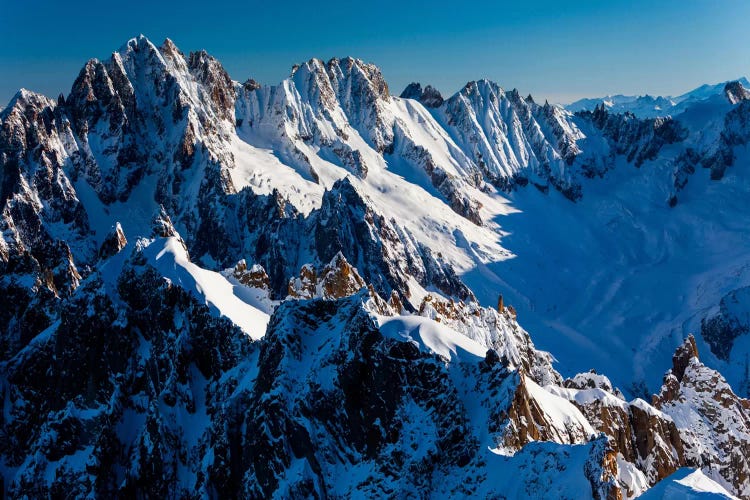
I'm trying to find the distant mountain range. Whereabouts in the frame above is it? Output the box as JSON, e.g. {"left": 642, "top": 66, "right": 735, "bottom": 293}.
{"left": 566, "top": 77, "right": 750, "bottom": 117}
{"left": 1, "top": 36, "right": 749, "bottom": 498}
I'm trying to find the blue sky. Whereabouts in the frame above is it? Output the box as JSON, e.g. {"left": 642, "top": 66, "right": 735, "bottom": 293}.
{"left": 2, "top": 0, "right": 749, "bottom": 106}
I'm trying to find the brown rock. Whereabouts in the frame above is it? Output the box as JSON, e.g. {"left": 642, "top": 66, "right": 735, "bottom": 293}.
{"left": 672, "top": 334, "right": 699, "bottom": 381}
{"left": 560, "top": 373, "right": 685, "bottom": 486}
{"left": 653, "top": 335, "right": 750, "bottom": 497}
{"left": 287, "top": 264, "right": 317, "bottom": 299}
{"left": 233, "top": 260, "right": 271, "bottom": 290}
{"left": 497, "top": 372, "right": 592, "bottom": 451}
{"left": 388, "top": 290, "right": 403, "bottom": 314}
{"left": 319, "top": 252, "right": 366, "bottom": 299}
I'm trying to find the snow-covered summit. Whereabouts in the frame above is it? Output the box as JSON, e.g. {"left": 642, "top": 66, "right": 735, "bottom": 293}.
{"left": 567, "top": 77, "right": 750, "bottom": 118}
{"left": 3, "top": 35, "right": 750, "bottom": 499}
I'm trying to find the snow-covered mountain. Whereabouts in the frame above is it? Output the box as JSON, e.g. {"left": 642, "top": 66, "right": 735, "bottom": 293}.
{"left": 2, "top": 35, "right": 750, "bottom": 498}
{"left": 567, "top": 77, "right": 750, "bottom": 118}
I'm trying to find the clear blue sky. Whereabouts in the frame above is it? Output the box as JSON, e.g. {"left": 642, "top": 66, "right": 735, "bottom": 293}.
{"left": 2, "top": 0, "right": 749, "bottom": 106}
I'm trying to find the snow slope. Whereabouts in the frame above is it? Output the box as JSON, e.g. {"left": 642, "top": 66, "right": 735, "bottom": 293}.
{"left": 465, "top": 144, "right": 750, "bottom": 394}
{"left": 4, "top": 35, "right": 750, "bottom": 395}
{"left": 141, "top": 237, "right": 270, "bottom": 339}
{"left": 4, "top": 36, "right": 750, "bottom": 499}
{"left": 228, "top": 57, "right": 750, "bottom": 395}
{"left": 638, "top": 468, "right": 737, "bottom": 499}
{"left": 524, "top": 376, "right": 596, "bottom": 439}
{"left": 378, "top": 314, "right": 488, "bottom": 361}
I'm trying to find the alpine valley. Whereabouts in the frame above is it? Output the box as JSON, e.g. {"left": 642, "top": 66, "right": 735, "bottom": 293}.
{"left": 2, "top": 35, "right": 750, "bottom": 498}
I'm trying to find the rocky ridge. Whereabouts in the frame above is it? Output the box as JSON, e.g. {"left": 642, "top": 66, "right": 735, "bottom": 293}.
{"left": 2, "top": 36, "right": 750, "bottom": 498}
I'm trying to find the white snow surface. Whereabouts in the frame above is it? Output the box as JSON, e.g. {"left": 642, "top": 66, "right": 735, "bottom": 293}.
{"left": 227, "top": 60, "right": 750, "bottom": 394}
{"left": 545, "top": 384, "right": 630, "bottom": 411}
{"left": 229, "top": 133, "right": 324, "bottom": 215}
{"left": 524, "top": 377, "right": 597, "bottom": 439}
{"left": 472, "top": 143, "right": 750, "bottom": 393}
{"left": 637, "top": 468, "right": 738, "bottom": 499}
{"left": 141, "top": 237, "right": 270, "bottom": 339}
{"left": 618, "top": 453, "right": 650, "bottom": 499}
{"left": 479, "top": 441, "right": 609, "bottom": 499}
{"left": 377, "top": 314, "right": 487, "bottom": 362}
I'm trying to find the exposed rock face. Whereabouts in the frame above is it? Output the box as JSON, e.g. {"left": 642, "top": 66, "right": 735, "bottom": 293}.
{"left": 287, "top": 263, "right": 317, "bottom": 299}
{"left": 550, "top": 379, "right": 685, "bottom": 489}
{"left": 232, "top": 259, "right": 271, "bottom": 290}
{"left": 627, "top": 401, "right": 684, "bottom": 484}
{"left": 702, "top": 286, "right": 750, "bottom": 362}
{"left": 670, "top": 93, "right": 750, "bottom": 188}
{"left": 725, "top": 80, "right": 750, "bottom": 105}
{"left": 440, "top": 79, "right": 587, "bottom": 199}
{"left": 580, "top": 105, "right": 687, "bottom": 168}
{"left": 0, "top": 90, "right": 90, "bottom": 281}
{"left": 400, "top": 82, "right": 445, "bottom": 108}
{"left": 400, "top": 82, "right": 423, "bottom": 100}
{"left": 309, "top": 177, "right": 475, "bottom": 303}
{"left": 286, "top": 253, "right": 371, "bottom": 300}
{"left": 98, "top": 222, "right": 127, "bottom": 259}
{"left": 187, "top": 48, "right": 236, "bottom": 122}
{"left": 0, "top": 244, "right": 254, "bottom": 497}
{"left": 0, "top": 91, "right": 89, "bottom": 365}
{"left": 318, "top": 252, "right": 367, "bottom": 298}
{"left": 654, "top": 335, "right": 750, "bottom": 498}
{"left": 285, "top": 56, "right": 393, "bottom": 153}
{"left": 565, "top": 371, "right": 625, "bottom": 399}
{"left": 241, "top": 78, "right": 261, "bottom": 91}
{"left": 496, "top": 371, "right": 595, "bottom": 452}
{"left": 417, "top": 293, "right": 561, "bottom": 386}
{"left": 670, "top": 334, "right": 700, "bottom": 380}
{"left": 152, "top": 206, "right": 179, "bottom": 237}
{"left": 585, "top": 438, "right": 623, "bottom": 500}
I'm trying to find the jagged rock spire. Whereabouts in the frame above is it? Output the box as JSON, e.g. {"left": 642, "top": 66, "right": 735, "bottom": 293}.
{"left": 400, "top": 82, "right": 444, "bottom": 107}
{"left": 724, "top": 80, "right": 750, "bottom": 104}
{"left": 671, "top": 334, "right": 699, "bottom": 381}
{"left": 653, "top": 334, "right": 750, "bottom": 497}
{"left": 152, "top": 205, "right": 178, "bottom": 238}
{"left": 98, "top": 222, "right": 127, "bottom": 259}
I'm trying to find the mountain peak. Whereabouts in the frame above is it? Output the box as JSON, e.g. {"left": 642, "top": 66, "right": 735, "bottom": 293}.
{"left": 4, "top": 37, "right": 750, "bottom": 499}
{"left": 289, "top": 56, "right": 390, "bottom": 106}
{"left": 4, "top": 88, "right": 54, "bottom": 111}
{"left": 459, "top": 79, "right": 505, "bottom": 100}
{"left": 724, "top": 80, "right": 750, "bottom": 104}
{"left": 399, "top": 82, "right": 444, "bottom": 107}
{"left": 671, "top": 334, "right": 699, "bottom": 381}
{"left": 118, "top": 33, "right": 160, "bottom": 55}
{"left": 160, "top": 37, "right": 184, "bottom": 59}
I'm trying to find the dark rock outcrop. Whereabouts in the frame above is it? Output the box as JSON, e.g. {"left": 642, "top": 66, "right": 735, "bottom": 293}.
{"left": 702, "top": 287, "right": 750, "bottom": 364}
{"left": 98, "top": 222, "right": 127, "bottom": 259}
{"left": 725, "top": 80, "right": 750, "bottom": 105}
{"left": 400, "top": 82, "right": 444, "bottom": 108}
